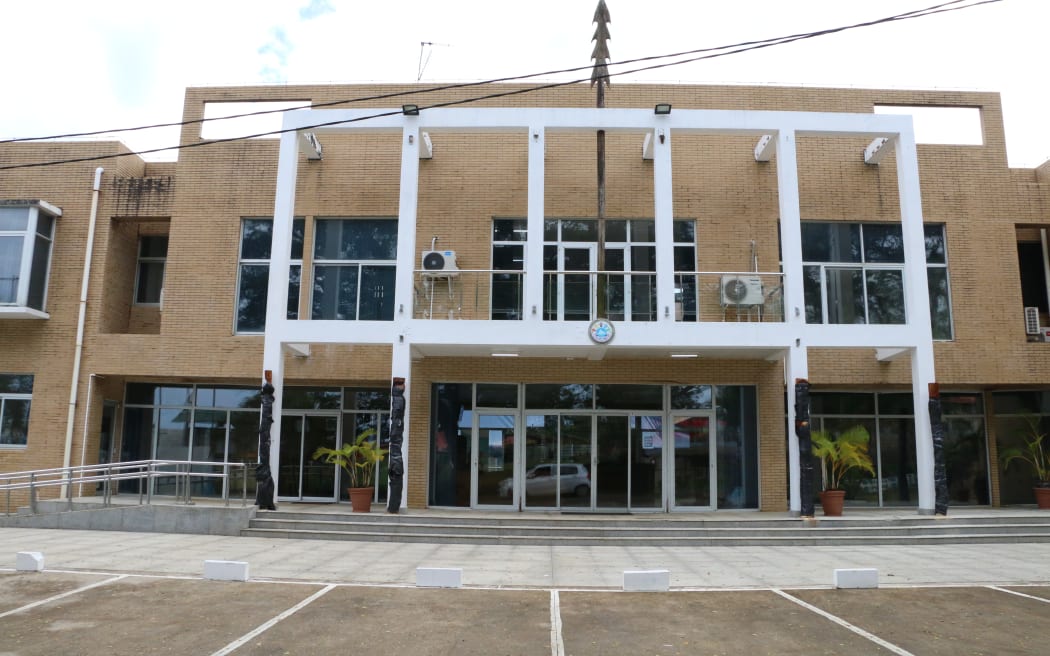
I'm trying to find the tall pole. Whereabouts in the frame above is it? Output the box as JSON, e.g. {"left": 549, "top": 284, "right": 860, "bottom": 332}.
{"left": 592, "top": 1, "right": 611, "bottom": 317}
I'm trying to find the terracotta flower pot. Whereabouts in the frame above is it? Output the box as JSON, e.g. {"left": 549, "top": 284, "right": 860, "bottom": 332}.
{"left": 820, "top": 489, "right": 846, "bottom": 517}
{"left": 349, "top": 486, "right": 374, "bottom": 513}
{"left": 1035, "top": 486, "right": 1050, "bottom": 510}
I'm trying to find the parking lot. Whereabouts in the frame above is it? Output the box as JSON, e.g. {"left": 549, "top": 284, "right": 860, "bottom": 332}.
{"left": 2, "top": 571, "right": 1049, "bottom": 655}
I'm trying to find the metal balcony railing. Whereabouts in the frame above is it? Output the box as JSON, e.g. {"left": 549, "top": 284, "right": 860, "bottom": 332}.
{"left": 413, "top": 269, "right": 784, "bottom": 323}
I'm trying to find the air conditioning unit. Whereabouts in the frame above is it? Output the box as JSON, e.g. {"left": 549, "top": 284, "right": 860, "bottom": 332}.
{"left": 422, "top": 250, "right": 459, "bottom": 274}
{"left": 1024, "top": 306, "right": 1041, "bottom": 335}
{"left": 720, "top": 275, "right": 763, "bottom": 306}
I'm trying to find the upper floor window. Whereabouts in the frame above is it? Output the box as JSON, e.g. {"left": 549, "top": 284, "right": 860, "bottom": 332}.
{"left": 235, "top": 217, "right": 305, "bottom": 333}
{"left": 0, "top": 374, "right": 33, "bottom": 447}
{"left": 802, "top": 222, "right": 952, "bottom": 339}
{"left": 0, "top": 201, "right": 59, "bottom": 315}
{"left": 312, "top": 218, "right": 397, "bottom": 320}
{"left": 134, "top": 235, "right": 168, "bottom": 305}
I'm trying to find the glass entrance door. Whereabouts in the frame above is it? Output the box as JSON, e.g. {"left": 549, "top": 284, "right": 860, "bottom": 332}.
{"left": 472, "top": 413, "right": 517, "bottom": 507}
{"left": 671, "top": 414, "right": 715, "bottom": 509}
{"left": 278, "top": 413, "right": 339, "bottom": 501}
{"left": 544, "top": 245, "right": 596, "bottom": 321}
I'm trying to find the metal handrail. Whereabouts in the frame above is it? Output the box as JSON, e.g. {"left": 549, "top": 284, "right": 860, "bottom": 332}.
{"left": 1, "top": 459, "right": 252, "bottom": 516}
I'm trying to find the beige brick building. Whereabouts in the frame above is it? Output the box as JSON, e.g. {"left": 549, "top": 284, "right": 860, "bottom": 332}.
{"left": 2, "top": 82, "right": 1049, "bottom": 514}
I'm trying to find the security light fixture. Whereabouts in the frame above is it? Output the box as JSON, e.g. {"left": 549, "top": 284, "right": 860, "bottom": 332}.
{"left": 402, "top": 104, "right": 420, "bottom": 116}
{"left": 654, "top": 103, "right": 672, "bottom": 115}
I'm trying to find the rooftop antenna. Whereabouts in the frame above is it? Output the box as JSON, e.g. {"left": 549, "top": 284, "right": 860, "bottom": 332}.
{"left": 417, "top": 41, "right": 450, "bottom": 81}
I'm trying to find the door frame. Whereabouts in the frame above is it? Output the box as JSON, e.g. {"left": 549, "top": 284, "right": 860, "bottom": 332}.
{"left": 667, "top": 411, "right": 717, "bottom": 511}
{"left": 277, "top": 410, "right": 342, "bottom": 503}
{"left": 471, "top": 411, "right": 520, "bottom": 509}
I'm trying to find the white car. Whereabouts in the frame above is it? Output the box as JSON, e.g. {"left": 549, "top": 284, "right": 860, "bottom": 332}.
{"left": 498, "top": 463, "right": 590, "bottom": 498}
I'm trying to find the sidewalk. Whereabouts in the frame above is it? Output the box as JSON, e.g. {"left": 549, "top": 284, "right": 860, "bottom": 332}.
{"left": 3, "top": 525, "right": 1050, "bottom": 589}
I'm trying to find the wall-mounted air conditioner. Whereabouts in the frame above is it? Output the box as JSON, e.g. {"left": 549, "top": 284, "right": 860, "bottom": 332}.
{"left": 422, "top": 250, "right": 459, "bottom": 274}
{"left": 1024, "top": 307, "right": 1041, "bottom": 335}
{"left": 720, "top": 275, "right": 763, "bottom": 306}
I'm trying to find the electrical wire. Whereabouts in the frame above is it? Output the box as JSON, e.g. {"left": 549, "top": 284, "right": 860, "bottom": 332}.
{"left": 0, "top": 0, "right": 1002, "bottom": 171}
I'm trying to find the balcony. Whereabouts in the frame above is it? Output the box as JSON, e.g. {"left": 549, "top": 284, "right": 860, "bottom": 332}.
{"left": 413, "top": 270, "right": 784, "bottom": 323}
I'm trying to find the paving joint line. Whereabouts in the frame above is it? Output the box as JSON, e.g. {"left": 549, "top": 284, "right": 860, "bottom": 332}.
{"left": 772, "top": 588, "right": 915, "bottom": 656}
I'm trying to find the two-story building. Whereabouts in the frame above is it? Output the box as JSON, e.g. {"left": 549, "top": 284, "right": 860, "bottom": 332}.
{"left": 2, "top": 82, "right": 1049, "bottom": 514}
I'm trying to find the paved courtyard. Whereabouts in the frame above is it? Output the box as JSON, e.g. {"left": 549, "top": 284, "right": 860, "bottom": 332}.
{"left": 2, "top": 527, "right": 1049, "bottom": 654}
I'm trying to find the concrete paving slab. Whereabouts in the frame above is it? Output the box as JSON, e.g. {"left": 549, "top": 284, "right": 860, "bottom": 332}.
{"left": 0, "top": 572, "right": 110, "bottom": 614}
{"left": 559, "top": 591, "right": 887, "bottom": 656}
{"left": 246, "top": 586, "right": 551, "bottom": 656}
{"left": 0, "top": 576, "right": 324, "bottom": 656}
{"left": 790, "top": 587, "right": 1050, "bottom": 656}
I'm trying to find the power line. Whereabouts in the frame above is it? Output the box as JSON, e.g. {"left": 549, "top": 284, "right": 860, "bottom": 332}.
{"left": 0, "top": 0, "right": 1002, "bottom": 171}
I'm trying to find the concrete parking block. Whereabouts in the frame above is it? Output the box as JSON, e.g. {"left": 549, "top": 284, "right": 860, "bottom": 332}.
{"left": 834, "top": 568, "right": 878, "bottom": 589}
{"left": 204, "top": 560, "right": 249, "bottom": 581}
{"left": 416, "top": 567, "right": 463, "bottom": 588}
{"left": 622, "top": 569, "right": 669, "bottom": 591}
{"left": 15, "top": 551, "right": 44, "bottom": 572}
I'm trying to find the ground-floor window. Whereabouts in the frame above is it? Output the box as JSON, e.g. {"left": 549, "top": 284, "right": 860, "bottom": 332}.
{"left": 0, "top": 373, "right": 33, "bottom": 447}
{"left": 428, "top": 382, "right": 758, "bottom": 511}
{"left": 120, "top": 383, "right": 389, "bottom": 501}
{"left": 992, "top": 390, "right": 1050, "bottom": 505}
{"left": 810, "top": 391, "right": 989, "bottom": 507}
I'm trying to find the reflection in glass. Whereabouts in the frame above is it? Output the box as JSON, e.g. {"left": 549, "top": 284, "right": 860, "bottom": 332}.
{"left": 559, "top": 415, "right": 592, "bottom": 508}
{"left": 524, "top": 415, "right": 558, "bottom": 508}
{"left": 477, "top": 415, "right": 515, "bottom": 506}
{"left": 597, "top": 416, "right": 629, "bottom": 509}
{"left": 825, "top": 268, "right": 865, "bottom": 324}
{"left": 674, "top": 416, "right": 710, "bottom": 507}
{"left": 630, "top": 416, "right": 662, "bottom": 509}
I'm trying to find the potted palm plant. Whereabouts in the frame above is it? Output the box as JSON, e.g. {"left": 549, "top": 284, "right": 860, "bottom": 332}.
{"left": 312, "top": 429, "right": 388, "bottom": 512}
{"left": 811, "top": 425, "right": 875, "bottom": 516}
{"left": 1000, "top": 416, "right": 1050, "bottom": 509}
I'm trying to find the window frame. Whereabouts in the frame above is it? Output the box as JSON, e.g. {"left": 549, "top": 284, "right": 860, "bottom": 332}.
{"left": 0, "top": 201, "right": 59, "bottom": 316}
{"left": 0, "top": 373, "right": 33, "bottom": 448}
{"left": 234, "top": 217, "right": 305, "bottom": 334}
{"left": 133, "top": 235, "right": 168, "bottom": 306}
{"left": 310, "top": 217, "right": 398, "bottom": 321}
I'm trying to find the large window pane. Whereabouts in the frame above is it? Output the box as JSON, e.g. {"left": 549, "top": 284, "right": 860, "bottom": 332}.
{"left": 240, "top": 219, "right": 272, "bottom": 259}
{"left": 312, "top": 265, "right": 359, "bottom": 320}
{"left": 631, "top": 415, "right": 662, "bottom": 508}
{"left": 430, "top": 383, "right": 472, "bottom": 506}
{"left": 236, "top": 264, "right": 269, "bottom": 332}
{"left": 803, "top": 265, "right": 823, "bottom": 323}
{"left": 525, "top": 384, "right": 593, "bottom": 410}
{"left": 0, "top": 374, "right": 33, "bottom": 393}
{"left": 136, "top": 261, "right": 165, "bottom": 304}
{"left": 27, "top": 234, "right": 51, "bottom": 310}
{"left": 596, "top": 384, "right": 662, "bottom": 410}
{"left": 358, "top": 265, "right": 395, "bottom": 320}
{"left": 865, "top": 269, "right": 906, "bottom": 324}
{"left": 878, "top": 417, "right": 917, "bottom": 504}
{"left": 524, "top": 415, "right": 558, "bottom": 508}
{"left": 715, "top": 385, "right": 759, "bottom": 509}
{"left": 0, "top": 235, "right": 24, "bottom": 303}
{"left": 825, "top": 268, "right": 865, "bottom": 323}
{"left": 314, "top": 218, "right": 397, "bottom": 260}
{"left": 802, "top": 223, "right": 860, "bottom": 262}
{"left": 945, "top": 416, "right": 989, "bottom": 505}
{"left": 0, "top": 398, "right": 31, "bottom": 445}
{"left": 862, "top": 224, "right": 905, "bottom": 263}
{"left": 0, "top": 207, "right": 29, "bottom": 230}
{"left": 928, "top": 267, "right": 952, "bottom": 339}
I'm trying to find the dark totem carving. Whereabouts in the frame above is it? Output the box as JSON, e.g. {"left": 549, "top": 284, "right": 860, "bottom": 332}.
{"left": 255, "top": 381, "right": 277, "bottom": 511}
{"left": 795, "top": 379, "right": 815, "bottom": 517}
{"left": 386, "top": 377, "right": 406, "bottom": 513}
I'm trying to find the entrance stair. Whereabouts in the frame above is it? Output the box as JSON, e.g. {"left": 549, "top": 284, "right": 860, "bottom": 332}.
{"left": 242, "top": 507, "right": 1050, "bottom": 546}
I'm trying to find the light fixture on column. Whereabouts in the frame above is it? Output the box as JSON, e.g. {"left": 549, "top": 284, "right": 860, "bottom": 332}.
{"left": 402, "top": 104, "right": 420, "bottom": 116}
{"left": 654, "top": 103, "right": 672, "bottom": 115}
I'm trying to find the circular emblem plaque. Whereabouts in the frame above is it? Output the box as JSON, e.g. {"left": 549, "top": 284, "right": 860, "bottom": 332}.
{"left": 588, "top": 319, "right": 614, "bottom": 344}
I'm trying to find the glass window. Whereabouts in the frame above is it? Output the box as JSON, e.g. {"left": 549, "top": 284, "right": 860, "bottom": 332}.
{"left": 283, "top": 387, "right": 342, "bottom": 410}
{"left": 801, "top": 222, "right": 952, "bottom": 337}
{"left": 343, "top": 387, "right": 391, "bottom": 410}
{"left": 715, "top": 385, "right": 759, "bottom": 509}
{"left": 670, "top": 385, "right": 712, "bottom": 409}
{"left": 0, "top": 381, "right": 32, "bottom": 445}
{"left": 430, "top": 383, "right": 474, "bottom": 506}
{"left": 595, "top": 384, "right": 662, "bottom": 410}
{"left": 312, "top": 218, "right": 397, "bottom": 321}
{"left": 135, "top": 235, "right": 168, "bottom": 305}
{"left": 0, "top": 204, "right": 57, "bottom": 311}
{"left": 236, "top": 217, "right": 304, "bottom": 333}
{"left": 476, "top": 384, "right": 517, "bottom": 408}
{"left": 525, "top": 384, "right": 593, "bottom": 410}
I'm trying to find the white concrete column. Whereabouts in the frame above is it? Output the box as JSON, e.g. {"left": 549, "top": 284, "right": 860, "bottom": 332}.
{"left": 263, "top": 126, "right": 301, "bottom": 500}
{"left": 525, "top": 126, "right": 545, "bottom": 322}
{"left": 394, "top": 125, "right": 420, "bottom": 325}
{"left": 895, "top": 128, "right": 936, "bottom": 514}
{"left": 775, "top": 129, "right": 808, "bottom": 514}
{"left": 652, "top": 124, "right": 675, "bottom": 322}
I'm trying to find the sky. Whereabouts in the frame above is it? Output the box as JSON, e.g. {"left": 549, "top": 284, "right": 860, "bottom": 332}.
{"left": 2, "top": 0, "right": 1048, "bottom": 167}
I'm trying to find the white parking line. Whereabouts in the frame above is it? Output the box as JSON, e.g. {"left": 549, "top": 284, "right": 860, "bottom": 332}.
{"left": 550, "top": 590, "right": 565, "bottom": 656}
{"left": 0, "top": 575, "right": 127, "bottom": 619}
{"left": 209, "top": 584, "right": 336, "bottom": 656}
{"left": 987, "top": 585, "right": 1050, "bottom": 604}
{"left": 772, "top": 589, "right": 915, "bottom": 656}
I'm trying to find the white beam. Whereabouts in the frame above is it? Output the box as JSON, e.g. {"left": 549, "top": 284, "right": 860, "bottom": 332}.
{"left": 419, "top": 131, "right": 433, "bottom": 159}
{"left": 298, "top": 132, "right": 322, "bottom": 160}
{"left": 642, "top": 132, "right": 654, "bottom": 160}
{"left": 754, "top": 134, "right": 776, "bottom": 161}
{"left": 875, "top": 347, "right": 909, "bottom": 362}
{"left": 864, "top": 137, "right": 893, "bottom": 165}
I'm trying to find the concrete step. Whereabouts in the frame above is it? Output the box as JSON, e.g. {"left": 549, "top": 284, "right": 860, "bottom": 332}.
{"left": 242, "top": 510, "right": 1050, "bottom": 546}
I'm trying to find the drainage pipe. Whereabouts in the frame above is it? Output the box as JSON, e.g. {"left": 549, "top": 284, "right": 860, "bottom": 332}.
{"left": 61, "top": 167, "right": 104, "bottom": 499}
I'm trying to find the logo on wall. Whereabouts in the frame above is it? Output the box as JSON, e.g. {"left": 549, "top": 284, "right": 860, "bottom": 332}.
{"left": 589, "top": 319, "right": 614, "bottom": 344}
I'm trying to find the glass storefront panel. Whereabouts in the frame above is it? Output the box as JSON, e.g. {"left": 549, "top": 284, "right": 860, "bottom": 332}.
{"left": 430, "top": 383, "right": 473, "bottom": 507}
{"left": 477, "top": 414, "right": 515, "bottom": 506}
{"left": 559, "top": 415, "right": 592, "bottom": 509}
{"left": 227, "top": 410, "right": 260, "bottom": 498}
{"left": 630, "top": 416, "right": 662, "bottom": 509}
{"left": 596, "top": 416, "right": 629, "bottom": 509}
{"left": 945, "top": 416, "right": 990, "bottom": 505}
{"left": 877, "top": 417, "right": 917, "bottom": 505}
{"left": 715, "top": 386, "right": 760, "bottom": 509}
{"left": 278, "top": 415, "right": 303, "bottom": 498}
{"left": 524, "top": 415, "right": 558, "bottom": 508}
{"left": 302, "top": 416, "right": 337, "bottom": 498}
{"left": 673, "top": 416, "right": 710, "bottom": 507}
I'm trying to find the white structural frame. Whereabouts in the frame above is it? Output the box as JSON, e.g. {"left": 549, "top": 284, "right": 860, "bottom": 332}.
{"left": 263, "top": 106, "right": 936, "bottom": 514}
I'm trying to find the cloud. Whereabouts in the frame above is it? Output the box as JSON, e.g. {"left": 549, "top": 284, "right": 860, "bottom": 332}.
{"left": 258, "top": 27, "right": 294, "bottom": 82}
{"left": 299, "top": 0, "right": 335, "bottom": 20}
